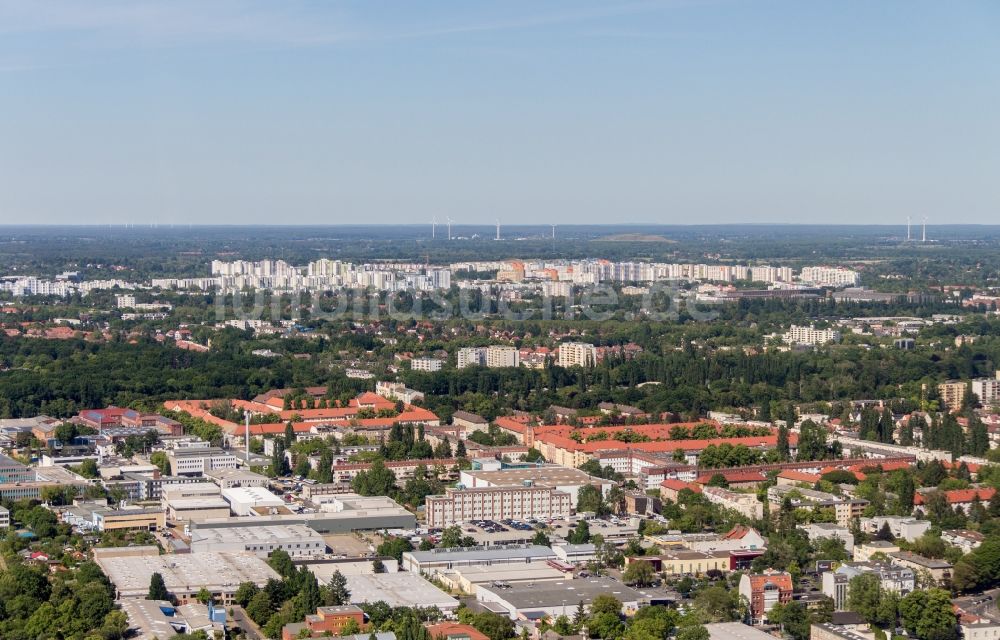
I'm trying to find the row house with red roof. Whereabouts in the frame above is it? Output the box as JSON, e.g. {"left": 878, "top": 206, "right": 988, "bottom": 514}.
{"left": 914, "top": 487, "right": 996, "bottom": 515}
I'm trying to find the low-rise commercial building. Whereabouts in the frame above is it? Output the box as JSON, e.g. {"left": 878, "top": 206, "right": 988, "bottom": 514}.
{"left": 432, "top": 562, "right": 570, "bottom": 596}
{"left": 222, "top": 486, "right": 285, "bottom": 516}
{"left": 0, "top": 453, "right": 35, "bottom": 483}
{"left": 401, "top": 545, "right": 556, "bottom": 574}
{"left": 858, "top": 516, "right": 930, "bottom": 542}
{"left": 119, "top": 599, "right": 227, "bottom": 640}
{"left": 477, "top": 577, "right": 647, "bottom": 619}
{"left": 95, "top": 547, "right": 279, "bottom": 604}
{"left": 281, "top": 606, "right": 366, "bottom": 640}
{"left": 343, "top": 573, "right": 459, "bottom": 614}
{"left": 195, "top": 493, "right": 415, "bottom": 534}
{"left": 204, "top": 468, "right": 269, "bottom": 489}
{"left": 632, "top": 550, "right": 732, "bottom": 576}
{"left": 190, "top": 524, "right": 327, "bottom": 556}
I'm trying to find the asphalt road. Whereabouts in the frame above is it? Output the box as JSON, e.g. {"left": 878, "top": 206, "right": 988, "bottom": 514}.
{"left": 230, "top": 605, "right": 265, "bottom": 640}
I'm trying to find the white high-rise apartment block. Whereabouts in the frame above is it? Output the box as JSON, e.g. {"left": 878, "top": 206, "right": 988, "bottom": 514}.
{"left": 116, "top": 295, "right": 137, "bottom": 309}
{"left": 799, "top": 266, "right": 860, "bottom": 287}
{"left": 456, "top": 347, "right": 487, "bottom": 369}
{"left": 557, "top": 342, "right": 597, "bottom": 368}
{"left": 782, "top": 325, "right": 841, "bottom": 346}
{"left": 411, "top": 357, "right": 444, "bottom": 372}
{"left": 750, "top": 266, "right": 794, "bottom": 284}
{"left": 972, "top": 378, "right": 1000, "bottom": 407}
{"left": 486, "top": 346, "right": 520, "bottom": 369}
{"left": 541, "top": 281, "right": 572, "bottom": 297}
{"left": 457, "top": 346, "right": 519, "bottom": 369}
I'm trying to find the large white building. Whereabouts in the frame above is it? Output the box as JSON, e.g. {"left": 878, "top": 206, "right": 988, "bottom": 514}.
{"left": 425, "top": 484, "right": 572, "bottom": 528}
{"left": 972, "top": 377, "right": 1000, "bottom": 407}
{"left": 557, "top": 342, "right": 597, "bottom": 368}
{"left": 222, "top": 486, "right": 285, "bottom": 516}
{"left": 457, "top": 346, "right": 520, "bottom": 369}
{"left": 781, "top": 325, "right": 841, "bottom": 346}
{"left": 702, "top": 486, "right": 764, "bottom": 519}
{"left": 799, "top": 266, "right": 860, "bottom": 287}
{"left": 168, "top": 448, "right": 239, "bottom": 476}
{"left": 486, "top": 346, "right": 520, "bottom": 369}
{"left": 411, "top": 357, "right": 444, "bottom": 372}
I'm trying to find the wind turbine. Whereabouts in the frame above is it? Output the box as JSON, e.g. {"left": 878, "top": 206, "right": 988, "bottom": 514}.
{"left": 447, "top": 217, "right": 453, "bottom": 241}
{"left": 906, "top": 216, "right": 911, "bottom": 242}
{"left": 431, "top": 215, "right": 437, "bottom": 239}
{"left": 922, "top": 217, "right": 927, "bottom": 243}
{"left": 496, "top": 219, "right": 501, "bottom": 241}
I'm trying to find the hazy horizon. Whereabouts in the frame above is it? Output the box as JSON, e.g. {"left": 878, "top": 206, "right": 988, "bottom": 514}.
{"left": 2, "top": 1, "right": 998, "bottom": 225}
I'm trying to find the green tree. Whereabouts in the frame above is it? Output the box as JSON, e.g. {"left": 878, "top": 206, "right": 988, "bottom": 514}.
{"left": 676, "top": 626, "right": 709, "bottom": 640}
{"left": 234, "top": 581, "right": 260, "bottom": 607}
{"left": 567, "top": 520, "right": 591, "bottom": 544}
{"left": 150, "top": 450, "right": 171, "bottom": 475}
{"left": 147, "top": 572, "right": 169, "bottom": 601}
{"left": 847, "top": 574, "right": 881, "bottom": 624}
{"left": 377, "top": 536, "right": 414, "bottom": 562}
{"left": 268, "top": 549, "right": 296, "bottom": 578}
{"left": 245, "top": 591, "right": 273, "bottom": 625}
{"left": 769, "top": 601, "right": 811, "bottom": 640}
{"left": 324, "top": 570, "right": 350, "bottom": 606}
{"left": 577, "top": 485, "right": 604, "bottom": 514}
{"left": 622, "top": 560, "right": 656, "bottom": 587}
{"left": 776, "top": 424, "right": 791, "bottom": 462}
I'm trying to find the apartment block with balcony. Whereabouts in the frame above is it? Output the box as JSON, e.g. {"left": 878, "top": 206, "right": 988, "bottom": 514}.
{"left": 425, "top": 484, "right": 572, "bottom": 528}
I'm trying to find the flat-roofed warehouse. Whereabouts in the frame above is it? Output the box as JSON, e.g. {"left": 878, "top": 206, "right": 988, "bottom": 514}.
{"left": 342, "top": 573, "right": 460, "bottom": 613}
{"left": 476, "top": 577, "right": 648, "bottom": 620}
{"left": 94, "top": 546, "right": 279, "bottom": 604}
{"left": 194, "top": 493, "right": 415, "bottom": 534}
{"left": 705, "top": 623, "right": 783, "bottom": 640}
{"left": 189, "top": 523, "right": 327, "bottom": 557}
{"left": 401, "top": 544, "right": 556, "bottom": 573}
{"left": 433, "top": 561, "right": 570, "bottom": 595}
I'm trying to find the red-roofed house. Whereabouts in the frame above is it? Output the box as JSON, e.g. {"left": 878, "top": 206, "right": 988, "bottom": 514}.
{"left": 426, "top": 623, "right": 490, "bottom": 640}
{"left": 660, "top": 479, "right": 702, "bottom": 502}
{"left": 914, "top": 487, "right": 996, "bottom": 514}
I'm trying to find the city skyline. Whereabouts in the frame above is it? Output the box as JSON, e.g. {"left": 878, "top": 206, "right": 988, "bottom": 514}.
{"left": 2, "top": 0, "right": 998, "bottom": 225}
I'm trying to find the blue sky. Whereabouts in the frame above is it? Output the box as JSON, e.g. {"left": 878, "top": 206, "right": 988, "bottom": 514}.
{"left": 1, "top": 0, "right": 998, "bottom": 225}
